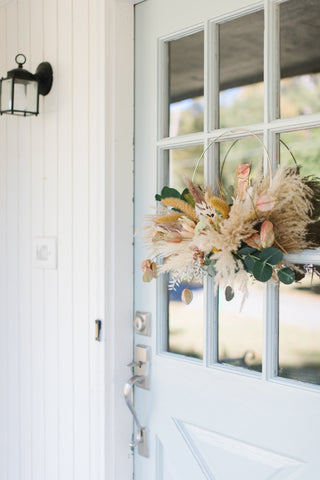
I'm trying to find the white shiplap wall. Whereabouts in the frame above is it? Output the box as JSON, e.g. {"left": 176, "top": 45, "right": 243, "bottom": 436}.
{"left": 0, "top": 0, "right": 107, "bottom": 478}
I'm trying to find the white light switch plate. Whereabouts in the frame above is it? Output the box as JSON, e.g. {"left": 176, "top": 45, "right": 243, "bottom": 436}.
{"left": 33, "top": 237, "right": 57, "bottom": 269}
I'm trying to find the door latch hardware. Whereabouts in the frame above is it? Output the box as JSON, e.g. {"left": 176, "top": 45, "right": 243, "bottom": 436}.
{"left": 134, "top": 311, "right": 151, "bottom": 336}
{"left": 95, "top": 319, "right": 102, "bottom": 341}
{"left": 124, "top": 345, "right": 151, "bottom": 457}
{"left": 132, "top": 345, "right": 150, "bottom": 389}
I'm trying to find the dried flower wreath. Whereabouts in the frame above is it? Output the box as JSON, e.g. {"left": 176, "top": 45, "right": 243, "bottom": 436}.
{"left": 140, "top": 130, "right": 320, "bottom": 305}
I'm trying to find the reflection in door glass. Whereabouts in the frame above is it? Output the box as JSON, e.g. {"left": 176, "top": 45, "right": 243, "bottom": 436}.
{"left": 218, "top": 283, "right": 263, "bottom": 372}
{"left": 219, "top": 10, "right": 264, "bottom": 128}
{"left": 279, "top": 268, "right": 320, "bottom": 385}
{"left": 166, "top": 147, "right": 204, "bottom": 359}
{"left": 280, "top": 0, "right": 320, "bottom": 118}
{"left": 167, "top": 31, "right": 204, "bottom": 137}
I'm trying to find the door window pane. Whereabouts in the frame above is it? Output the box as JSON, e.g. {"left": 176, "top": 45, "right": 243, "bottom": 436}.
{"left": 279, "top": 267, "right": 320, "bottom": 385}
{"left": 280, "top": 128, "right": 320, "bottom": 179}
{"left": 169, "top": 279, "right": 204, "bottom": 359}
{"left": 218, "top": 136, "right": 264, "bottom": 372}
{"left": 280, "top": 0, "right": 320, "bottom": 118}
{"left": 167, "top": 31, "right": 204, "bottom": 137}
{"left": 219, "top": 10, "right": 264, "bottom": 128}
{"left": 280, "top": 128, "right": 320, "bottom": 249}
{"left": 279, "top": 128, "right": 320, "bottom": 384}
{"left": 220, "top": 135, "right": 263, "bottom": 204}
{"left": 166, "top": 146, "right": 204, "bottom": 359}
{"left": 218, "top": 283, "right": 263, "bottom": 372}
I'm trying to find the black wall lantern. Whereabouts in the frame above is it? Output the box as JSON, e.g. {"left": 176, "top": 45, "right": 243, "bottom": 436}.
{"left": 0, "top": 54, "right": 53, "bottom": 116}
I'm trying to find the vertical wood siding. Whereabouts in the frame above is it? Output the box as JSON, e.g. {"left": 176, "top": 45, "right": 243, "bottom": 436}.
{"left": 0, "top": 0, "right": 105, "bottom": 478}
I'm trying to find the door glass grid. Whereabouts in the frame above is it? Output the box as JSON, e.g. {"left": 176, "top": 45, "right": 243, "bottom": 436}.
{"left": 158, "top": 1, "right": 320, "bottom": 386}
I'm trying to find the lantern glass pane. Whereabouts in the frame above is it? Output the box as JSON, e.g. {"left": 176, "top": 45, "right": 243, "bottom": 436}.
{"left": 13, "top": 78, "right": 38, "bottom": 114}
{"left": 1, "top": 78, "right": 13, "bottom": 112}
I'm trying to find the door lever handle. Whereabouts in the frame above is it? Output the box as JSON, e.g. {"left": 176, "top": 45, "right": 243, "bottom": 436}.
{"left": 127, "top": 360, "right": 144, "bottom": 369}
{"left": 124, "top": 375, "right": 145, "bottom": 430}
{"left": 124, "top": 375, "right": 149, "bottom": 457}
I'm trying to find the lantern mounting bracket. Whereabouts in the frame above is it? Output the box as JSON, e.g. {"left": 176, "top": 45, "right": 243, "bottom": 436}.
{"left": 35, "top": 62, "right": 53, "bottom": 96}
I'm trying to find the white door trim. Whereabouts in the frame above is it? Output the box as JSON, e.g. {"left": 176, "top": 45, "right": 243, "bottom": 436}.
{"left": 104, "top": 1, "right": 134, "bottom": 479}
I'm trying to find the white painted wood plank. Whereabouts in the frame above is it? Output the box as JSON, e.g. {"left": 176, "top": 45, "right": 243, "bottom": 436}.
{"left": 17, "top": 0, "right": 32, "bottom": 478}
{"left": 0, "top": 9, "right": 8, "bottom": 480}
{"left": 30, "top": 0, "right": 45, "bottom": 478}
{"left": 57, "top": 0, "right": 74, "bottom": 477}
{"left": 43, "top": 0, "right": 59, "bottom": 477}
{"left": 5, "top": 3, "right": 20, "bottom": 479}
{"left": 72, "top": 0, "right": 90, "bottom": 477}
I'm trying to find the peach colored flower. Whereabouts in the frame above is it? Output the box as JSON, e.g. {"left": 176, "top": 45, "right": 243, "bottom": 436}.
{"left": 245, "top": 233, "right": 262, "bottom": 250}
{"left": 236, "top": 163, "right": 250, "bottom": 180}
{"left": 256, "top": 194, "right": 275, "bottom": 212}
{"left": 237, "top": 179, "right": 248, "bottom": 200}
{"left": 260, "top": 220, "right": 275, "bottom": 248}
{"left": 141, "top": 259, "right": 157, "bottom": 282}
{"left": 166, "top": 231, "right": 182, "bottom": 243}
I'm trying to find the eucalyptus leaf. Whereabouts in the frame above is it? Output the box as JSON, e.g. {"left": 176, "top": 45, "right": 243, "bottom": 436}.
{"left": 277, "top": 267, "right": 295, "bottom": 285}
{"left": 243, "top": 255, "right": 255, "bottom": 273}
{"left": 238, "top": 245, "right": 258, "bottom": 256}
{"left": 259, "top": 247, "right": 283, "bottom": 265}
{"left": 253, "top": 260, "right": 273, "bottom": 282}
{"left": 161, "top": 186, "right": 181, "bottom": 199}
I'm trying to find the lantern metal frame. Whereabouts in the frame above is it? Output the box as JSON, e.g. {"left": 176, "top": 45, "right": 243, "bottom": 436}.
{"left": 0, "top": 54, "right": 53, "bottom": 116}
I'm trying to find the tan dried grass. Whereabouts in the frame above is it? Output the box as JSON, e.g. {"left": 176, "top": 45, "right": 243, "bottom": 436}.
{"left": 162, "top": 197, "right": 198, "bottom": 222}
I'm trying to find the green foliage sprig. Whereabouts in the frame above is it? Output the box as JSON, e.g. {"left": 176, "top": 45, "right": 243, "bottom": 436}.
{"left": 237, "top": 245, "right": 295, "bottom": 284}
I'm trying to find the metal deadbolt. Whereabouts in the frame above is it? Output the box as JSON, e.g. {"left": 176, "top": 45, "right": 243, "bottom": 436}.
{"left": 134, "top": 311, "right": 150, "bottom": 336}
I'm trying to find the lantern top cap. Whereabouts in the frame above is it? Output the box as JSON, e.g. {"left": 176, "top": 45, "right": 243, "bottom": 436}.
{"left": 6, "top": 53, "right": 35, "bottom": 81}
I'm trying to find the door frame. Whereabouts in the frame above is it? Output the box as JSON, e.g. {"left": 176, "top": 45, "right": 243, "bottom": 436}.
{"left": 104, "top": 0, "right": 136, "bottom": 479}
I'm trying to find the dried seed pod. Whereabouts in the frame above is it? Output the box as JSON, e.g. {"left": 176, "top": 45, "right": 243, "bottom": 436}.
{"left": 181, "top": 288, "right": 193, "bottom": 305}
{"left": 225, "top": 285, "right": 234, "bottom": 301}
{"left": 143, "top": 269, "right": 154, "bottom": 283}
